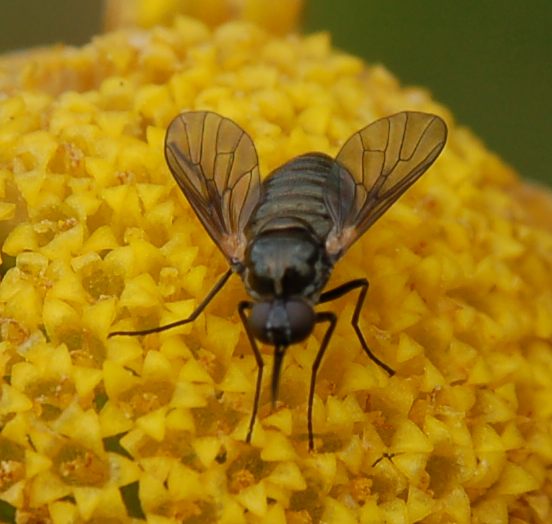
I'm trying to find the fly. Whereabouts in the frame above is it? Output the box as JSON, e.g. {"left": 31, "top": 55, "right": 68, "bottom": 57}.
{"left": 109, "top": 110, "right": 448, "bottom": 450}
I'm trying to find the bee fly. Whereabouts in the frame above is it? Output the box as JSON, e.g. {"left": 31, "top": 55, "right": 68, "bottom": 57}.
{"left": 110, "top": 110, "right": 447, "bottom": 450}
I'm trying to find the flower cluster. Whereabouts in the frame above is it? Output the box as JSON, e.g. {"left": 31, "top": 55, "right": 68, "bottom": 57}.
{"left": 0, "top": 14, "right": 551, "bottom": 524}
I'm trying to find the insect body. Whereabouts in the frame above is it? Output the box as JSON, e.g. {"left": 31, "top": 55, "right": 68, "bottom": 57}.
{"left": 110, "top": 110, "right": 447, "bottom": 450}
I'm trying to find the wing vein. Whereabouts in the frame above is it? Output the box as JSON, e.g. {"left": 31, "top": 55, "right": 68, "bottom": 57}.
{"left": 325, "top": 111, "right": 447, "bottom": 258}
{"left": 164, "top": 111, "right": 261, "bottom": 264}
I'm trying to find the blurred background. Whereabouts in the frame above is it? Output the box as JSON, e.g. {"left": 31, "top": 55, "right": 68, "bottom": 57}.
{"left": 0, "top": 0, "right": 550, "bottom": 186}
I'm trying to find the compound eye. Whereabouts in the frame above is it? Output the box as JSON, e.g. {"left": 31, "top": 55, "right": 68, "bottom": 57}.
{"left": 285, "top": 300, "right": 315, "bottom": 343}
{"left": 248, "top": 302, "right": 272, "bottom": 344}
{"left": 247, "top": 300, "right": 315, "bottom": 346}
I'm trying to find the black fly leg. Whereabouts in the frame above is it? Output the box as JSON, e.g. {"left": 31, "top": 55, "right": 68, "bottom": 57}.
{"left": 319, "top": 278, "right": 394, "bottom": 376}
{"left": 308, "top": 311, "right": 337, "bottom": 451}
{"left": 238, "top": 301, "right": 264, "bottom": 444}
{"left": 109, "top": 268, "right": 233, "bottom": 337}
{"left": 372, "top": 452, "right": 396, "bottom": 468}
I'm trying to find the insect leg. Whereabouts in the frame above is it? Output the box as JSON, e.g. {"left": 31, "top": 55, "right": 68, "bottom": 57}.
{"left": 308, "top": 311, "right": 337, "bottom": 451}
{"left": 372, "top": 452, "right": 396, "bottom": 468}
{"left": 109, "top": 268, "right": 233, "bottom": 337}
{"left": 319, "top": 278, "right": 394, "bottom": 376}
{"left": 237, "top": 301, "right": 264, "bottom": 444}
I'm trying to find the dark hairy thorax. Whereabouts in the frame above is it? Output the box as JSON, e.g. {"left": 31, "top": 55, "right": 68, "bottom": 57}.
{"left": 242, "top": 153, "right": 337, "bottom": 302}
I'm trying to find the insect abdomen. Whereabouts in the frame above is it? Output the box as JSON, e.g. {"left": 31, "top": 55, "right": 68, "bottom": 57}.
{"left": 247, "top": 153, "right": 335, "bottom": 240}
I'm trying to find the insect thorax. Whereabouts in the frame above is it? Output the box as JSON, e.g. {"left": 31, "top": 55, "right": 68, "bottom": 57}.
{"left": 242, "top": 226, "right": 332, "bottom": 302}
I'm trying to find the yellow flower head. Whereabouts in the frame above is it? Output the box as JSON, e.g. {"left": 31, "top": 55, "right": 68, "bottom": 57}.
{"left": 1, "top": 9, "right": 552, "bottom": 524}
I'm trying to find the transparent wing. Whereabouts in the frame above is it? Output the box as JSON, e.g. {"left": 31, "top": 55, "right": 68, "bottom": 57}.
{"left": 324, "top": 111, "right": 447, "bottom": 258}
{"left": 165, "top": 111, "right": 261, "bottom": 264}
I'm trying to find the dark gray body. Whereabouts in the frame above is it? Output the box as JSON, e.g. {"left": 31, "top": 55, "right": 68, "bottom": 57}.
{"left": 242, "top": 153, "right": 337, "bottom": 306}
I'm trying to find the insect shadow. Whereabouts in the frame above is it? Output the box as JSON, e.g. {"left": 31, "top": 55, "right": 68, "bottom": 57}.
{"left": 109, "top": 110, "right": 447, "bottom": 450}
